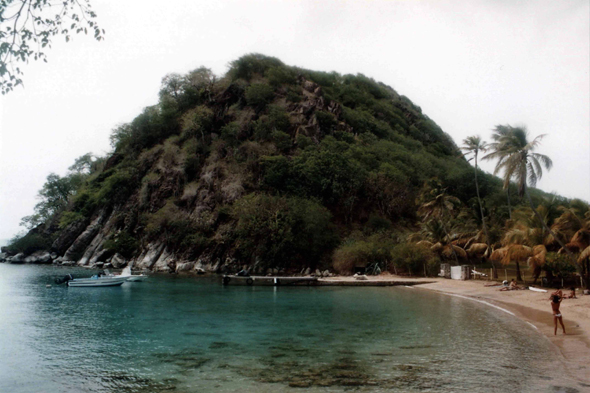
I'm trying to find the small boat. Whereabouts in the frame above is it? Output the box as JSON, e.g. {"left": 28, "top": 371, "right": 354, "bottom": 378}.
{"left": 55, "top": 273, "right": 128, "bottom": 287}
{"left": 119, "top": 266, "right": 148, "bottom": 282}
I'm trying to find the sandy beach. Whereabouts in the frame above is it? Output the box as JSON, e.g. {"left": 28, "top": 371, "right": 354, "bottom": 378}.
{"left": 321, "top": 275, "right": 590, "bottom": 386}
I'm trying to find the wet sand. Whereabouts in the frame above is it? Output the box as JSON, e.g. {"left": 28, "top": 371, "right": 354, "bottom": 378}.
{"left": 321, "top": 274, "right": 590, "bottom": 386}
{"left": 414, "top": 278, "right": 590, "bottom": 386}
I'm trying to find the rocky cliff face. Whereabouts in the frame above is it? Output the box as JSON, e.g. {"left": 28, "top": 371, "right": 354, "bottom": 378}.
{"left": 3, "top": 54, "right": 471, "bottom": 275}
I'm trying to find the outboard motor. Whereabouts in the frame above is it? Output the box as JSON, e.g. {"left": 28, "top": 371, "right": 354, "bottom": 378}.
{"left": 55, "top": 274, "right": 74, "bottom": 285}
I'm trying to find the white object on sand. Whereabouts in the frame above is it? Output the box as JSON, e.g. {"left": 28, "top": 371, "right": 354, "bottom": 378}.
{"left": 529, "top": 286, "right": 547, "bottom": 293}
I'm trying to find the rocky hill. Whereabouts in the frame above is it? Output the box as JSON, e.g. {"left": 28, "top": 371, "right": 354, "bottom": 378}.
{"left": 3, "top": 54, "right": 566, "bottom": 275}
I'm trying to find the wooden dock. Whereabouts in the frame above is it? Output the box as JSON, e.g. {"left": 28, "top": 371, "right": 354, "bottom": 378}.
{"left": 222, "top": 275, "right": 319, "bottom": 286}
{"left": 222, "top": 275, "right": 435, "bottom": 287}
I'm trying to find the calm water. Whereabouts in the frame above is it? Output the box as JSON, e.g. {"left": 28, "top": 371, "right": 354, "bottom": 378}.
{"left": 0, "top": 264, "right": 580, "bottom": 393}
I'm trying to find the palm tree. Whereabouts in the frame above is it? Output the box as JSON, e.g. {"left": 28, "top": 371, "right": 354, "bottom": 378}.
{"left": 483, "top": 125, "right": 575, "bottom": 268}
{"left": 502, "top": 206, "right": 551, "bottom": 282}
{"left": 461, "top": 135, "right": 497, "bottom": 277}
{"left": 418, "top": 188, "right": 462, "bottom": 264}
{"left": 484, "top": 125, "right": 515, "bottom": 219}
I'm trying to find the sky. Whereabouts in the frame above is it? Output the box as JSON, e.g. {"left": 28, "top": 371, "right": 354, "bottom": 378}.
{"left": 0, "top": 0, "right": 588, "bottom": 240}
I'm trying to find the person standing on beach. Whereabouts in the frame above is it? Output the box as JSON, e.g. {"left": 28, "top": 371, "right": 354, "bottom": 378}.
{"left": 551, "top": 295, "right": 566, "bottom": 335}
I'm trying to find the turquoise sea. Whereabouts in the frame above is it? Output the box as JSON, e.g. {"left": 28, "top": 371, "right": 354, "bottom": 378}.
{"left": 0, "top": 264, "right": 580, "bottom": 392}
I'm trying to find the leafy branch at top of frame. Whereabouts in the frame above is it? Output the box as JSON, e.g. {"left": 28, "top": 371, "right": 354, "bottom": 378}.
{"left": 0, "top": 0, "right": 104, "bottom": 95}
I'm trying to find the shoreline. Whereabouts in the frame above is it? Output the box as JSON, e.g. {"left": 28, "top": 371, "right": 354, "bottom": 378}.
{"left": 411, "top": 278, "right": 590, "bottom": 386}
{"left": 319, "top": 274, "right": 590, "bottom": 386}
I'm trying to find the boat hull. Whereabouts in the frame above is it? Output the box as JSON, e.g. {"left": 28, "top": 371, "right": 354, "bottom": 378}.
{"left": 126, "top": 275, "right": 148, "bottom": 282}
{"left": 67, "top": 276, "right": 128, "bottom": 287}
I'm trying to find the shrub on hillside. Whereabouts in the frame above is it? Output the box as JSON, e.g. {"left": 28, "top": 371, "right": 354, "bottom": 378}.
{"left": 543, "top": 253, "right": 577, "bottom": 279}
{"left": 315, "top": 111, "right": 337, "bottom": 134}
{"left": 232, "top": 194, "right": 337, "bottom": 271}
{"left": 266, "top": 66, "right": 297, "bottom": 87}
{"left": 58, "top": 212, "right": 85, "bottom": 229}
{"left": 390, "top": 243, "right": 439, "bottom": 276}
{"left": 228, "top": 54, "right": 284, "bottom": 81}
{"left": 272, "top": 130, "right": 292, "bottom": 153}
{"left": 245, "top": 83, "right": 275, "bottom": 110}
{"left": 103, "top": 231, "right": 138, "bottom": 259}
{"left": 332, "top": 234, "right": 396, "bottom": 275}
{"left": 143, "top": 201, "right": 204, "bottom": 249}
{"left": 6, "top": 233, "right": 50, "bottom": 255}
{"left": 181, "top": 106, "right": 214, "bottom": 142}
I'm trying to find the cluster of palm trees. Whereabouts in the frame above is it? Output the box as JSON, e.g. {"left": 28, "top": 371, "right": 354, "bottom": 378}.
{"left": 414, "top": 124, "right": 590, "bottom": 288}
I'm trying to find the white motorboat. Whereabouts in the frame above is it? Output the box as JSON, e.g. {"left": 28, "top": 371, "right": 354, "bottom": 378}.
{"left": 119, "top": 266, "right": 148, "bottom": 282}
{"left": 55, "top": 273, "right": 128, "bottom": 287}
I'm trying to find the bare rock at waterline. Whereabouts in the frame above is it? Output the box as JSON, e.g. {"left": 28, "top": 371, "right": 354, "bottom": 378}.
{"left": 7, "top": 253, "right": 25, "bottom": 263}
{"left": 63, "top": 212, "right": 107, "bottom": 262}
{"left": 109, "top": 253, "right": 127, "bottom": 269}
{"left": 51, "top": 218, "right": 89, "bottom": 255}
{"left": 24, "top": 251, "right": 52, "bottom": 264}
{"left": 176, "top": 262, "right": 195, "bottom": 272}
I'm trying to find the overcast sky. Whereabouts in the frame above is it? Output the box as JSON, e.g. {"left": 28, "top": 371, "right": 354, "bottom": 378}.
{"left": 1, "top": 0, "right": 588, "bottom": 240}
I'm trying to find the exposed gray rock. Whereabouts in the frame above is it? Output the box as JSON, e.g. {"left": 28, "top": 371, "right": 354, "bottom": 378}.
{"left": 63, "top": 212, "right": 107, "bottom": 261}
{"left": 110, "top": 253, "right": 127, "bottom": 269}
{"left": 0, "top": 252, "right": 6, "bottom": 262}
{"left": 7, "top": 253, "right": 25, "bottom": 263}
{"left": 24, "top": 251, "right": 52, "bottom": 264}
{"left": 78, "top": 231, "right": 107, "bottom": 266}
{"left": 176, "top": 261, "right": 195, "bottom": 272}
{"left": 88, "top": 248, "right": 112, "bottom": 266}
{"left": 136, "top": 243, "right": 166, "bottom": 270}
{"left": 304, "top": 267, "right": 311, "bottom": 276}
{"left": 153, "top": 248, "right": 175, "bottom": 272}
{"left": 61, "top": 261, "right": 75, "bottom": 266}
{"left": 51, "top": 218, "right": 89, "bottom": 255}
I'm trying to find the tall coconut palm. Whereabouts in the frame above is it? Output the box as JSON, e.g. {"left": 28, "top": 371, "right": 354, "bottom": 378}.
{"left": 461, "top": 135, "right": 496, "bottom": 277}
{"left": 418, "top": 189, "right": 462, "bottom": 264}
{"left": 484, "top": 125, "right": 515, "bottom": 219}
{"left": 483, "top": 125, "right": 575, "bottom": 267}
{"left": 502, "top": 206, "right": 550, "bottom": 282}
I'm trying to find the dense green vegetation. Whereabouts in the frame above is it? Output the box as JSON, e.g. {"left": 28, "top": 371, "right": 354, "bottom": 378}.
{"left": 7, "top": 54, "right": 590, "bottom": 284}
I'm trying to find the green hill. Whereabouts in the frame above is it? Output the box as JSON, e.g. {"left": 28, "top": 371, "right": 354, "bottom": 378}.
{"left": 6, "top": 54, "right": 584, "bottom": 275}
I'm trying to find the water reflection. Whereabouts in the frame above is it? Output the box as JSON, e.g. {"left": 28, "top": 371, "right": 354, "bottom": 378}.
{"left": 0, "top": 264, "right": 580, "bottom": 393}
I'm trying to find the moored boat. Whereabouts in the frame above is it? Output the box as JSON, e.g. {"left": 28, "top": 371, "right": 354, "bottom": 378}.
{"left": 55, "top": 273, "right": 128, "bottom": 287}
{"left": 119, "top": 266, "right": 148, "bottom": 282}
